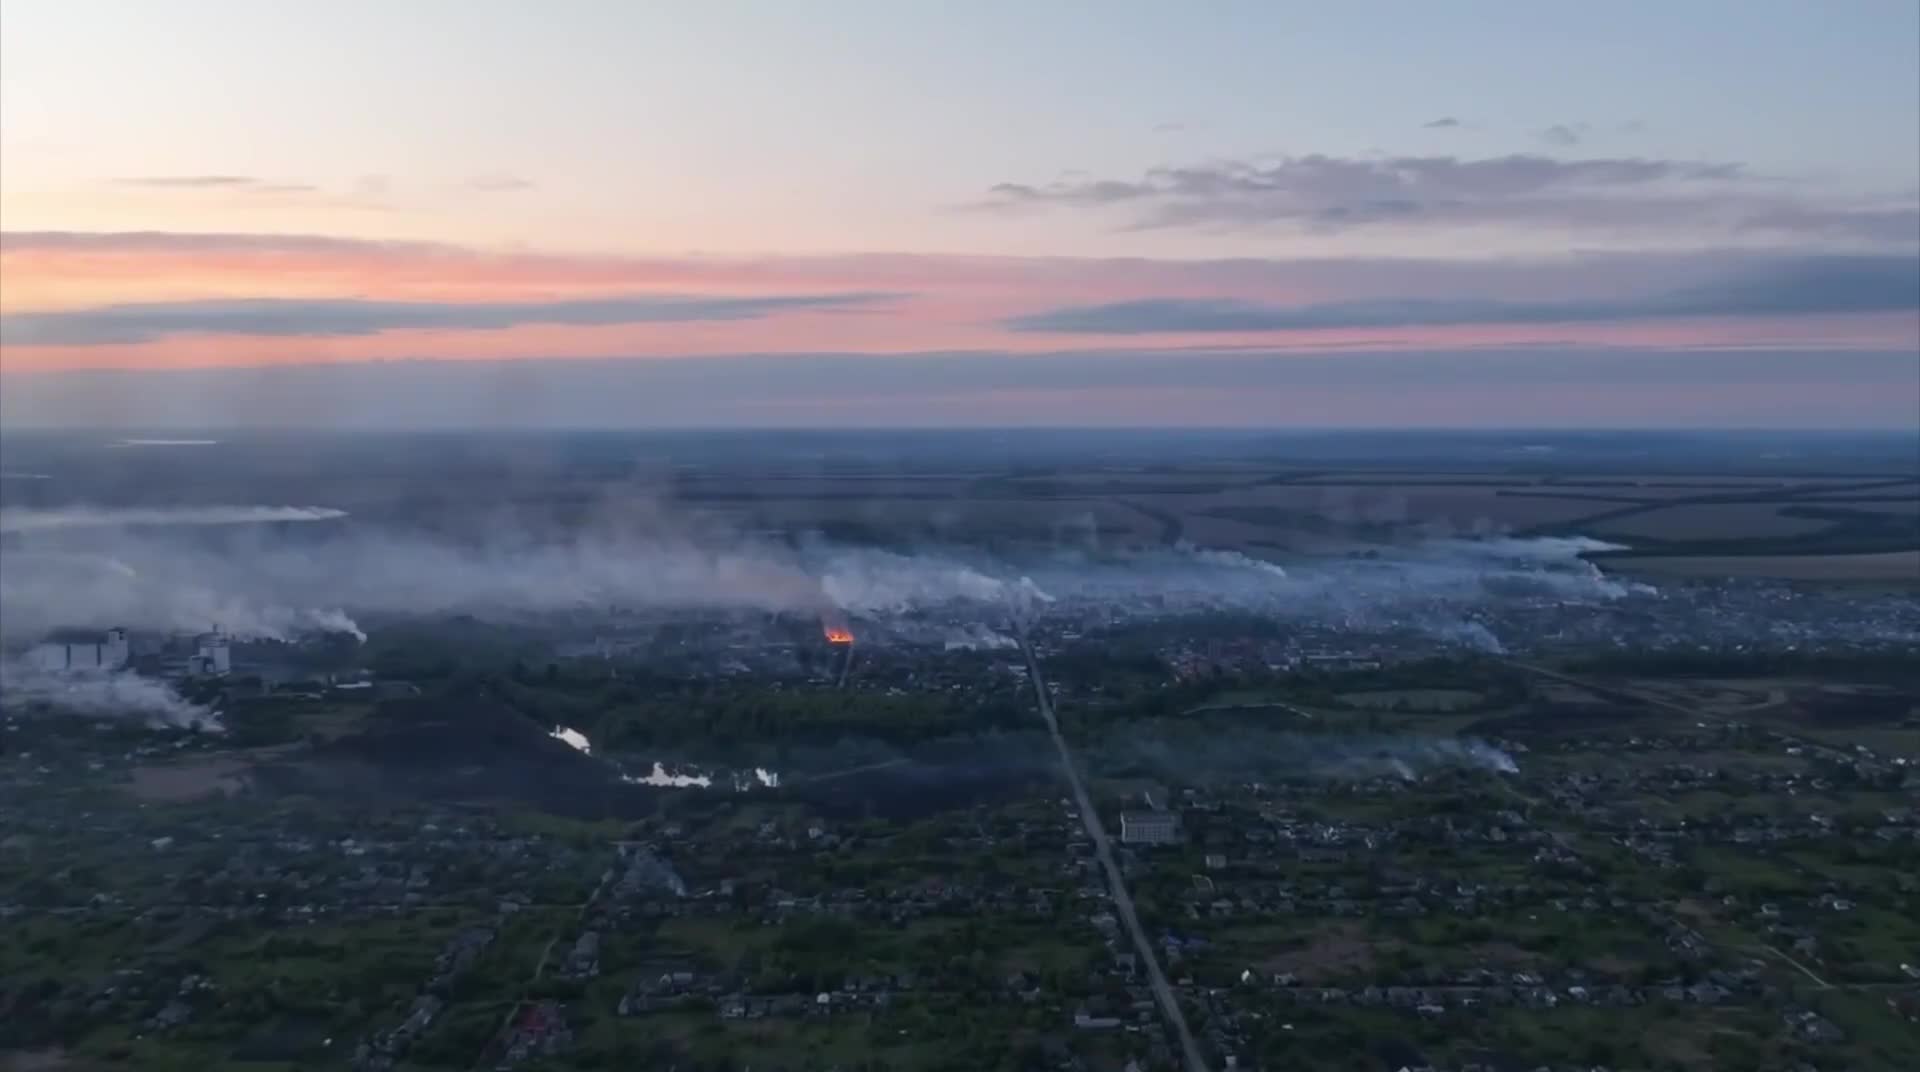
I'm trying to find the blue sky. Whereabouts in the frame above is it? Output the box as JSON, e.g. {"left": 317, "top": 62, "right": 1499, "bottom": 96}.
{"left": 8, "top": 0, "right": 1915, "bottom": 254}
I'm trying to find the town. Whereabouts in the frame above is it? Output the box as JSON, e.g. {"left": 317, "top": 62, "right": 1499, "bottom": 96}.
{"left": 3, "top": 610, "right": 1917, "bottom": 1072}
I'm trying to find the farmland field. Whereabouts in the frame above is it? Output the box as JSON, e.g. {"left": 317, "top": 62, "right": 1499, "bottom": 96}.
{"left": 1812, "top": 499, "right": 1920, "bottom": 517}
{"left": 1798, "top": 480, "right": 1920, "bottom": 499}
{"left": 644, "top": 460, "right": 1918, "bottom": 580}
{"left": 1592, "top": 503, "right": 1838, "bottom": 540}
{"left": 1335, "top": 688, "right": 1486, "bottom": 712}
{"left": 1605, "top": 550, "right": 1920, "bottom": 582}
{"left": 1166, "top": 484, "right": 1621, "bottom": 530}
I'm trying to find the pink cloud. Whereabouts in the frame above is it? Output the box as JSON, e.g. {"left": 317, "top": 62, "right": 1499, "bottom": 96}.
{"left": 2, "top": 232, "right": 1913, "bottom": 371}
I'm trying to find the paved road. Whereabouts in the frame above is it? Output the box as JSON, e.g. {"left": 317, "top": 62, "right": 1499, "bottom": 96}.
{"left": 1502, "top": 659, "right": 1712, "bottom": 722}
{"left": 798, "top": 756, "right": 912, "bottom": 784}
{"left": 1762, "top": 944, "right": 1835, "bottom": 989}
{"left": 1019, "top": 633, "right": 1210, "bottom": 1072}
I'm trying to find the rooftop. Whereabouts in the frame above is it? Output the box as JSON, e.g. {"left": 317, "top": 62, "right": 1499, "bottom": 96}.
{"left": 42, "top": 628, "right": 120, "bottom": 645}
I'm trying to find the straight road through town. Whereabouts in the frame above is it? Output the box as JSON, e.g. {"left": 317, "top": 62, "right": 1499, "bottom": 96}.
{"left": 1018, "top": 630, "right": 1210, "bottom": 1072}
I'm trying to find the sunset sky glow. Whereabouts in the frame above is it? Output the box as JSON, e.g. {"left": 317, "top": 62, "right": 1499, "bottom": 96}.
{"left": 2, "top": 1, "right": 1916, "bottom": 427}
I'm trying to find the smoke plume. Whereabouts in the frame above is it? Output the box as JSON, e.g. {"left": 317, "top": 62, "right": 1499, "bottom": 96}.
{"left": 0, "top": 660, "right": 218, "bottom": 729}
{"left": 1012, "top": 536, "right": 1646, "bottom": 640}
{"left": 0, "top": 505, "right": 347, "bottom": 535}
{"left": 1097, "top": 726, "right": 1519, "bottom": 782}
{"left": 942, "top": 624, "right": 1020, "bottom": 651}
{"left": 0, "top": 546, "right": 364, "bottom": 644}
{"left": 0, "top": 498, "right": 1659, "bottom": 648}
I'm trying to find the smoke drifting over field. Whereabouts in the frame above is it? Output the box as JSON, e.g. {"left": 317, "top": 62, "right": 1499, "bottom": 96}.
{"left": 943, "top": 624, "right": 1021, "bottom": 651}
{"left": 0, "top": 660, "right": 216, "bottom": 729}
{"left": 1098, "top": 726, "right": 1519, "bottom": 782}
{"left": 0, "top": 505, "right": 347, "bottom": 535}
{"left": 0, "top": 546, "right": 369, "bottom": 644}
{"left": 1019, "top": 535, "right": 1645, "bottom": 610}
{"left": 0, "top": 501, "right": 1651, "bottom": 647}
{"left": 1009, "top": 535, "right": 1645, "bottom": 652}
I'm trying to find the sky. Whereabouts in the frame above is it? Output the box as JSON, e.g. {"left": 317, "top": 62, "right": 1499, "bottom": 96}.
{"left": 2, "top": 0, "right": 1917, "bottom": 428}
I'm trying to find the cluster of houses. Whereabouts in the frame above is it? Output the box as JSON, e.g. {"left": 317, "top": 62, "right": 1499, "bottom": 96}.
{"left": 496, "top": 1001, "right": 571, "bottom": 1068}
{"left": 9, "top": 640, "right": 1914, "bottom": 1072}
{"left": 559, "top": 931, "right": 600, "bottom": 980}
{"left": 431, "top": 926, "right": 497, "bottom": 986}
{"left": 352, "top": 994, "right": 440, "bottom": 1071}
{"left": 142, "top": 973, "right": 214, "bottom": 1033}
{"left": 643, "top": 978, "right": 908, "bottom": 1021}
{"left": 352, "top": 921, "right": 500, "bottom": 1069}
{"left": 1237, "top": 966, "right": 1774, "bottom": 1013}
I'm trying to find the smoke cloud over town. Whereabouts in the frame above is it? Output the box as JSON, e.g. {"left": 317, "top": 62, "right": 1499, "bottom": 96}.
{"left": 0, "top": 500, "right": 1652, "bottom": 650}
{"left": 0, "top": 659, "right": 217, "bottom": 729}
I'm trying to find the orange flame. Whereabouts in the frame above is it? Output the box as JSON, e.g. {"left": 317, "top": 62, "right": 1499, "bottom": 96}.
{"left": 824, "top": 626, "right": 854, "bottom": 645}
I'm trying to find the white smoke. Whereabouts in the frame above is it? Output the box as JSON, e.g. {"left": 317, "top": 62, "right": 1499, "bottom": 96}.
{"left": 1183, "top": 544, "right": 1289, "bottom": 580}
{"left": 1325, "top": 736, "right": 1520, "bottom": 780}
{"left": 0, "top": 505, "right": 347, "bottom": 535}
{"left": 1463, "top": 738, "right": 1521, "bottom": 774}
{"left": 943, "top": 624, "right": 1020, "bottom": 652}
{"left": 0, "top": 495, "right": 1657, "bottom": 650}
{"left": 623, "top": 762, "right": 713, "bottom": 788}
{"left": 0, "top": 660, "right": 218, "bottom": 730}
{"left": 1103, "top": 727, "right": 1520, "bottom": 782}
{"left": 1414, "top": 536, "right": 1653, "bottom": 600}
{"left": 550, "top": 725, "right": 592, "bottom": 755}
{"left": 1432, "top": 536, "right": 1629, "bottom": 561}
{"left": 1430, "top": 620, "right": 1507, "bottom": 654}
{"left": 302, "top": 609, "right": 368, "bottom": 643}
{"left": 1, "top": 513, "right": 1055, "bottom": 644}
{"left": 818, "top": 550, "right": 1017, "bottom": 614}
{"left": 0, "top": 548, "right": 363, "bottom": 644}
{"left": 1018, "top": 534, "right": 1650, "bottom": 623}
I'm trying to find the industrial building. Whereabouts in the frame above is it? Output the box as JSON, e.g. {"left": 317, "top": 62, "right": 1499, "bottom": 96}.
{"left": 26, "top": 628, "right": 130, "bottom": 673}
{"left": 186, "top": 630, "right": 232, "bottom": 677}
{"left": 1118, "top": 810, "right": 1181, "bottom": 846}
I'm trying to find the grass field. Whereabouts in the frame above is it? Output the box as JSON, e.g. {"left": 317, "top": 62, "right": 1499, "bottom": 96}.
{"left": 1607, "top": 550, "right": 1920, "bottom": 582}
{"left": 348, "top": 459, "right": 1919, "bottom": 576}
{"left": 1593, "top": 502, "right": 1837, "bottom": 540}
{"left": 1798, "top": 480, "right": 1920, "bottom": 499}
{"left": 1815, "top": 498, "right": 1920, "bottom": 517}
{"left": 489, "top": 459, "right": 1920, "bottom": 573}
{"left": 124, "top": 753, "right": 268, "bottom": 802}
{"left": 1170, "top": 483, "right": 1619, "bottom": 529}
{"left": 1335, "top": 689, "right": 1486, "bottom": 712}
